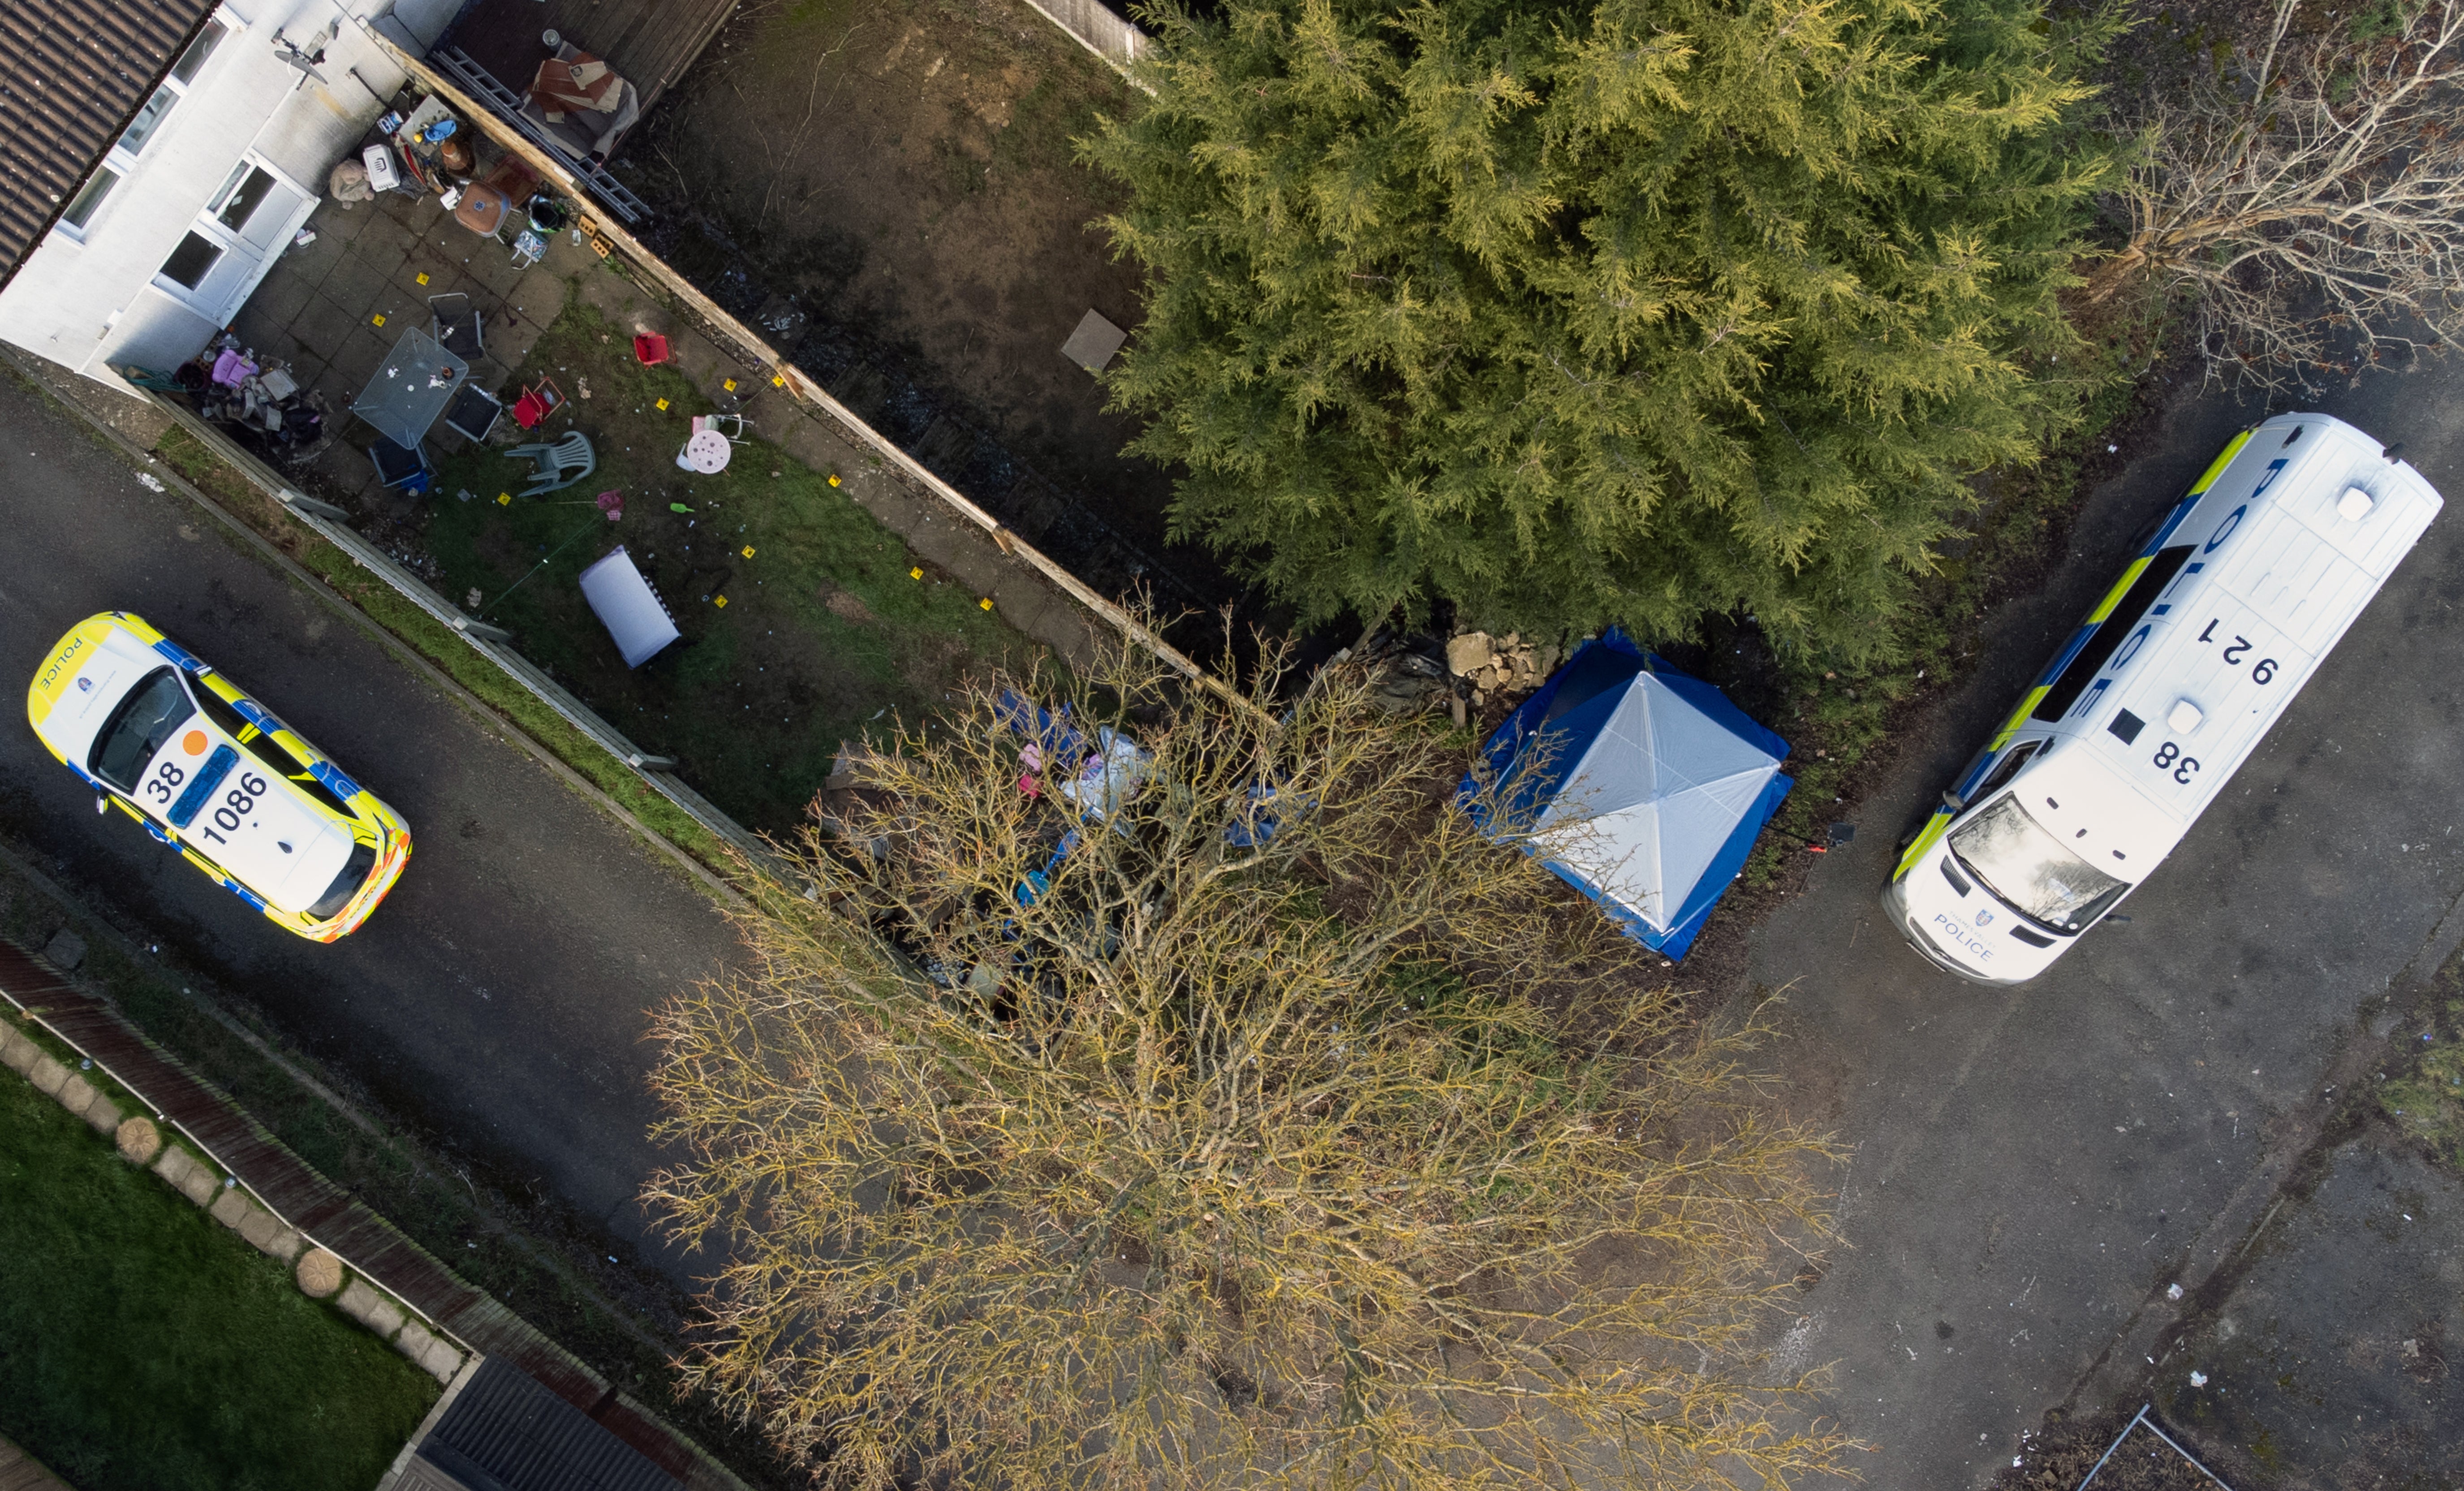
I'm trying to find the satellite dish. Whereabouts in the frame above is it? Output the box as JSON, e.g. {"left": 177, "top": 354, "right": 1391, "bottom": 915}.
{"left": 271, "top": 30, "right": 328, "bottom": 85}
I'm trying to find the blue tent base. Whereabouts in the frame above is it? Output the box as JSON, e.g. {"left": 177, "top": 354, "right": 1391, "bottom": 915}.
{"left": 1460, "top": 629, "right": 1792, "bottom": 962}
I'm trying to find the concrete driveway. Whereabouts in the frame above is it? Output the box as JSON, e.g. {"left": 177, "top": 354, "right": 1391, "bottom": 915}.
{"left": 0, "top": 374, "right": 740, "bottom": 1273}
{"left": 1757, "top": 356, "right": 2464, "bottom": 1485}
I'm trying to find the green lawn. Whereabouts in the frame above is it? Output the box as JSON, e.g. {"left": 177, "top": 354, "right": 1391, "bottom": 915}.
{"left": 420, "top": 300, "right": 1038, "bottom": 832}
{"left": 0, "top": 1063, "right": 437, "bottom": 1491}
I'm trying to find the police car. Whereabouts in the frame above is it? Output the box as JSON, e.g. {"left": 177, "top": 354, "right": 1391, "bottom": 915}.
{"left": 1885, "top": 413, "right": 2442, "bottom": 983}
{"left": 26, "top": 612, "right": 411, "bottom": 941}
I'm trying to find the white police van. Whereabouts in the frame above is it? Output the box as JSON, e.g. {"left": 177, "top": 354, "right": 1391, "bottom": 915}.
{"left": 1885, "top": 413, "right": 2442, "bottom": 983}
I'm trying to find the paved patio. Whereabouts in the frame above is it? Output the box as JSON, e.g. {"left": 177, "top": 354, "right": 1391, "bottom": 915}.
{"left": 225, "top": 182, "right": 591, "bottom": 504}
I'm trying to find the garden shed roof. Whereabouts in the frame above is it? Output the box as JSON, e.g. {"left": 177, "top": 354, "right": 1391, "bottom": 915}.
{"left": 0, "top": 0, "right": 219, "bottom": 287}
{"left": 401, "top": 1356, "right": 683, "bottom": 1491}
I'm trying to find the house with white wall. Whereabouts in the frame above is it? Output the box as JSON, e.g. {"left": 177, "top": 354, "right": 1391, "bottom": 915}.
{"left": 0, "top": 0, "right": 458, "bottom": 390}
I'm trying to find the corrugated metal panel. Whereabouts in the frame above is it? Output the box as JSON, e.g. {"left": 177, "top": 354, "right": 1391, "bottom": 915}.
{"left": 0, "top": 0, "right": 219, "bottom": 284}
{"left": 420, "top": 1357, "right": 684, "bottom": 1491}
{"left": 0, "top": 935, "right": 715, "bottom": 1486}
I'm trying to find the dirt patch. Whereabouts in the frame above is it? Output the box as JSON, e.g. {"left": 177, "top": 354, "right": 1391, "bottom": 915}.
{"left": 618, "top": 0, "right": 1250, "bottom": 633}
{"left": 821, "top": 584, "right": 875, "bottom": 625}
{"left": 1992, "top": 1413, "right": 2224, "bottom": 1491}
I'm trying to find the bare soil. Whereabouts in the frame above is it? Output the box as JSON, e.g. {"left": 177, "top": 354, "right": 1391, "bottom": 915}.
{"left": 616, "top": 0, "right": 1250, "bottom": 631}
{"left": 1992, "top": 1415, "right": 2225, "bottom": 1491}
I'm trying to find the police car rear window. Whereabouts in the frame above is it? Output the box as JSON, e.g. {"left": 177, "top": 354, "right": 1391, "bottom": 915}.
{"left": 89, "top": 668, "right": 194, "bottom": 793}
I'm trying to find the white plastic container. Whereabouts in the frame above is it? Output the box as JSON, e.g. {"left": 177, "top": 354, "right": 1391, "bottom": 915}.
{"left": 361, "top": 143, "right": 402, "bottom": 194}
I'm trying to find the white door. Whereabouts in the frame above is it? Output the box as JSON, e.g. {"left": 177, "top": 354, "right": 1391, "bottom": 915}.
{"left": 151, "top": 155, "right": 319, "bottom": 325}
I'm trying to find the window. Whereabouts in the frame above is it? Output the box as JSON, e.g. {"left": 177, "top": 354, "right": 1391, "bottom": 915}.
{"left": 168, "top": 22, "right": 226, "bottom": 85}
{"left": 1948, "top": 795, "right": 2129, "bottom": 934}
{"left": 54, "top": 17, "right": 226, "bottom": 241}
{"left": 59, "top": 167, "right": 120, "bottom": 230}
{"left": 2030, "top": 545, "right": 2195, "bottom": 723}
{"left": 1969, "top": 740, "right": 2042, "bottom": 806}
{"left": 88, "top": 669, "right": 194, "bottom": 793}
{"left": 116, "top": 86, "right": 180, "bottom": 156}
{"left": 159, "top": 232, "right": 224, "bottom": 289}
{"left": 307, "top": 842, "right": 379, "bottom": 920}
{"left": 215, "top": 166, "right": 277, "bottom": 231}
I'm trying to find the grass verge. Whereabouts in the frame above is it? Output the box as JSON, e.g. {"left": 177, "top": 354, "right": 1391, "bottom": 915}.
{"left": 0, "top": 860, "right": 797, "bottom": 1488}
{"left": 0, "top": 1035, "right": 437, "bottom": 1491}
{"left": 2380, "top": 961, "right": 2464, "bottom": 1170}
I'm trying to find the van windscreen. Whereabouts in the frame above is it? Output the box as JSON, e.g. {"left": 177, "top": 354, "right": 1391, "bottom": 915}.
{"left": 2032, "top": 545, "right": 2193, "bottom": 723}
{"left": 1948, "top": 795, "right": 2128, "bottom": 933}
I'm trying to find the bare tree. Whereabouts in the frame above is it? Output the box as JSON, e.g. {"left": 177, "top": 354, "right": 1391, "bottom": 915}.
{"left": 2092, "top": 0, "right": 2464, "bottom": 389}
{"left": 645, "top": 629, "right": 1849, "bottom": 1491}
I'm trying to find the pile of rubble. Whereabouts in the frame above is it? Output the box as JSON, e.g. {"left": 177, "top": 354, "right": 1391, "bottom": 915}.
{"left": 1444, "top": 631, "right": 1557, "bottom": 706}
{"left": 1353, "top": 628, "right": 1563, "bottom": 720}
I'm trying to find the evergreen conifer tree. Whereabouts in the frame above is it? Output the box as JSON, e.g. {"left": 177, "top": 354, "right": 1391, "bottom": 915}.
{"left": 1085, "top": 0, "right": 2112, "bottom": 660}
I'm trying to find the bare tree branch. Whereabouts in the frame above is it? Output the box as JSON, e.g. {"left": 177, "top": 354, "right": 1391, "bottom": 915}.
{"left": 645, "top": 622, "right": 1852, "bottom": 1491}
{"left": 2095, "top": 0, "right": 2464, "bottom": 391}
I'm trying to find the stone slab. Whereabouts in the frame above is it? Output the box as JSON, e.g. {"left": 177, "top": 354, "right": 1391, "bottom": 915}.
{"left": 175, "top": 1161, "right": 219, "bottom": 1207}
{"left": 52, "top": 1073, "right": 95, "bottom": 1117}
{"left": 26, "top": 1053, "right": 68, "bottom": 1097}
{"left": 336, "top": 1278, "right": 406, "bottom": 1340}
{"left": 41, "top": 929, "right": 85, "bottom": 970}
{"left": 394, "top": 1321, "right": 464, "bottom": 1383}
{"left": 0, "top": 1028, "right": 36, "bottom": 1074}
{"left": 1060, "top": 308, "right": 1128, "bottom": 372}
{"left": 209, "top": 1187, "right": 253, "bottom": 1229}
{"left": 237, "top": 1204, "right": 283, "bottom": 1252}
{"left": 80, "top": 1092, "right": 120, "bottom": 1136}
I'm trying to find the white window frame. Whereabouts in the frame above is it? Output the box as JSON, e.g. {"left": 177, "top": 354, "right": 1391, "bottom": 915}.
{"left": 147, "top": 149, "right": 319, "bottom": 323}
{"left": 52, "top": 15, "right": 233, "bottom": 243}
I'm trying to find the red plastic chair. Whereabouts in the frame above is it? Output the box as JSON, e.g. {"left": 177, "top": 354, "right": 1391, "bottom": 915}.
{"left": 512, "top": 376, "right": 565, "bottom": 430}
{"left": 633, "top": 333, "right": 669, "bottom": 366}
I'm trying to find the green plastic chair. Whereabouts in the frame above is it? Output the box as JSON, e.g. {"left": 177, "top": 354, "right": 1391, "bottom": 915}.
{"left": 503, "top": 431, "right": 594, "bottom": 497}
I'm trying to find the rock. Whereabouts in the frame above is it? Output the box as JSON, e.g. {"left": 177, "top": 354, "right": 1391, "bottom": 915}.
{"left": 41, "top": 929, "right": 86, "bottom": 971}
{"left": 1446, "top": 632, "right": 1494, "bottom": 677}
{"left": 296, "top": 1248, "right": 345, "bottom": 1298}
{"left": 116, "top": 1117, "right": 163, "bottom": 1164}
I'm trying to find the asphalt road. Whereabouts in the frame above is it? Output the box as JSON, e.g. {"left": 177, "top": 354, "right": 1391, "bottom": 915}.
{"left": 0, "top": 376, "right": 740, "bottom": 1273}
{"left": 1755, "top": 355, "right": 2464, "bottom": 1484}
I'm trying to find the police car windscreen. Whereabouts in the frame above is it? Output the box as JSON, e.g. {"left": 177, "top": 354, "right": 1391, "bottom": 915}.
{"left": 1947, "top": 794, "right": 2127, "bottom": 933}
{"left": 88, "top": 668, "right": 194, "bottom": 793}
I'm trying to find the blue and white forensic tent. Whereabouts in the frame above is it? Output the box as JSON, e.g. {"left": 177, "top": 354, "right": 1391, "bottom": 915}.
{"left": 1465, "top": 631, "right": 1792, "bottom": 960}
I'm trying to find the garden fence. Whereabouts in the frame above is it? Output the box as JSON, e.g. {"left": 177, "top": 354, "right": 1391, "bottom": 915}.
{"left": 136, "top": 392, "right": 773, "bottom": 879}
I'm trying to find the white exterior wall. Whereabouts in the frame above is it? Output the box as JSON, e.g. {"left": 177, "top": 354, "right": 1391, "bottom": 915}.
{"left": 0, "top": 0, "right": 460, "bottom": 386}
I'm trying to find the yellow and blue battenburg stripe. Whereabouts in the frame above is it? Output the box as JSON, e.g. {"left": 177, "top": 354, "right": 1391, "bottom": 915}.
{"left": 1891, "top": 430, "right": 2253, "bottom": 881}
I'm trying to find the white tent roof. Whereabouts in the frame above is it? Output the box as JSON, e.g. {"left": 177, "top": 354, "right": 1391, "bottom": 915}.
{"left": 1533, "top": 672, "right": 1785, "bottom": 934}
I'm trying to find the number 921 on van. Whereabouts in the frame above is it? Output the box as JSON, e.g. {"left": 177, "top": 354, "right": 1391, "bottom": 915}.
{"left": 1884, "top": 413, "right": 2442, "bottom": 984}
